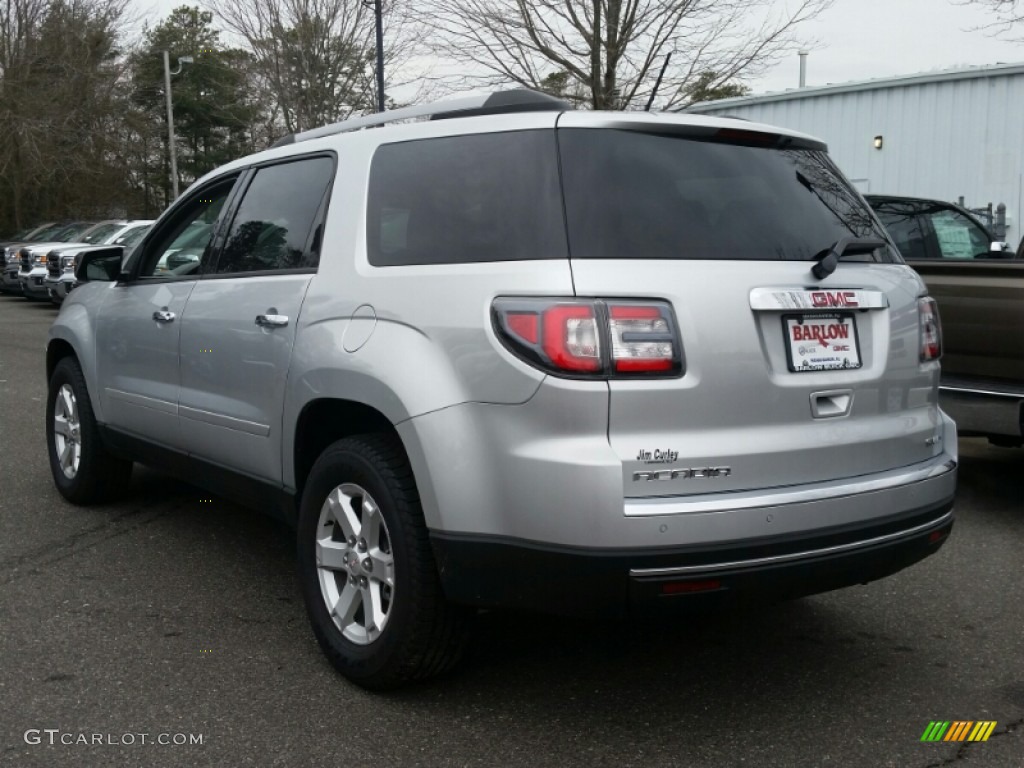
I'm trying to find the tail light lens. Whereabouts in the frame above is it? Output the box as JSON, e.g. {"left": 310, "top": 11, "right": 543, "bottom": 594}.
{"left": 608, "top": 305, "right": 675, "bottom": 373}
{"left": 918, "top": 297, "right": 942, "bottom": 362}
{"left": 493, "top": 298, "right": 683, "bottom": 378}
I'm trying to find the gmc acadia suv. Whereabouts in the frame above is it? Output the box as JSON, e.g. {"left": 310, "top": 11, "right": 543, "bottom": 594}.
{"left": 46, "top": 90, "right": 958, "bottom": 689}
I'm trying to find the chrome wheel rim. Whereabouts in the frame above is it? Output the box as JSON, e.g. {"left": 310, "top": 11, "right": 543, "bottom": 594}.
{"left": 315, "top": 483, "right": 395, "bottom": 645}
{"left": 52, "top": 384, "right": 81, "bottom": 479}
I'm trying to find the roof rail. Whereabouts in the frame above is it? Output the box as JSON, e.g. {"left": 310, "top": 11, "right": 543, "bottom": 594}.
{"left": 271, "top": 89, "right": 571, "bottom": 148}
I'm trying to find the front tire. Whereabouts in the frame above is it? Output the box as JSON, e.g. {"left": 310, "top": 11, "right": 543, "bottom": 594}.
{"left": 46, "top": 357, "right": 132, "bottom": 504}
{"left": 297, "top": 434, "right": 470, "bottom": 690}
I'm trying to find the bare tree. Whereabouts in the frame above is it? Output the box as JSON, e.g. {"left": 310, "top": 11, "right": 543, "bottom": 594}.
{"left": 957, "top": 0, "right": 1024, "bottom": 34}
{"left": 420, "top": 0, "right": 833, "bottom": 110}
{"left": 211, "top": 0, "right": 417, "bottom": 133}
{"left": 0, "top": 0, "right": 131, "bottom": 230}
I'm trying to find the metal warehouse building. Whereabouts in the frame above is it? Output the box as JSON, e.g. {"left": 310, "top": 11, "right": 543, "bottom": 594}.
{"left": 688, "top": 63, "right": 1024, "bottom": 245}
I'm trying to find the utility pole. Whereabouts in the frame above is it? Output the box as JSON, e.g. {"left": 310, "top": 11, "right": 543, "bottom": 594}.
{"left": 163, "top": 52, "right": 193, "bottom": 201}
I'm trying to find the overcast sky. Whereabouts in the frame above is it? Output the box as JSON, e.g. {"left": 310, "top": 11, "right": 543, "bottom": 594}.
{"left": 138, "top": 0, "right": 1024, "bottom": 95}
{"left": 753, "top": 0, "right": 1024, "bottom": 93}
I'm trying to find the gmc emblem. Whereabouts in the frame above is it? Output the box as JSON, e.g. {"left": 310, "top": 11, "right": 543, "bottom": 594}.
{"left": 811, "top": 290, "right": 859, "bottom": 308}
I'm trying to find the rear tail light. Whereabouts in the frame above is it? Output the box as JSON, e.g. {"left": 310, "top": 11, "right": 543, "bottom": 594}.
{"left": 608, "top": 305, "right": 675, "bottom": 373}
{"left": 918, "top": 297, "right": 942, "bottom": 362}
{"left": 542, "top": 304, "right": 601, "bottom": 372}
{"left": 493, "top": 298, "right": 683, "bottom": 378}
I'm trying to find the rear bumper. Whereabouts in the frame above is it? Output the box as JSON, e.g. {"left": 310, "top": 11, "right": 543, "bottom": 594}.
{"left": 431, "top": 499, "right": 954, "bottom": 618}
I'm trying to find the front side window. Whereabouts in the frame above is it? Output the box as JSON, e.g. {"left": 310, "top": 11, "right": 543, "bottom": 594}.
{"left": 136, "top": 179, "right": 236, "bottom": 278}
{"left": 214, "top": 156, "right": 334, "bottom": 274}
{"left": 366, "top": 131, "right": 567, "bottom": 266}
{"left": 926, "top": 207, "right": 992, "bottom": 259}
{"left": 873, "top": 203, "right": 931, "bottom": 261}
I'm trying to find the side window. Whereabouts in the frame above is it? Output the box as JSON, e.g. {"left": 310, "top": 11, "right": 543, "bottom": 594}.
{"left": 366, "top": 131, "right": 567, "bottom": 266}
{"left": 137, "top": 179, "right": 236, "bottom": 278}
{"left": 926, "top": 207, "right": 992, "bottom": 260}
{"left": 214, "top": 156, "right": 334, "bottom": 274}
{"left": 874, "top": 205, "right": 931, "bottom": 260}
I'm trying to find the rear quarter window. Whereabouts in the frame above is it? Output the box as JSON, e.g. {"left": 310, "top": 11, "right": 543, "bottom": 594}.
{"left": 366, "top": 131, "right": 567, "bottom": 266}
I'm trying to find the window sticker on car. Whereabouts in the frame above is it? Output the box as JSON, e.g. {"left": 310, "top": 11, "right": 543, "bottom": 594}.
{"left": 783, "top": 313, "right": 861, "bottom": 372}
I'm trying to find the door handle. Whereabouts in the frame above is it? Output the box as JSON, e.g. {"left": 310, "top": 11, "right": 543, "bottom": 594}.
{"left": 152, "top": 308, "right": 176, "bottom": 323}
{"left": 255, "top": 313, "right": 289, "bottom": 328}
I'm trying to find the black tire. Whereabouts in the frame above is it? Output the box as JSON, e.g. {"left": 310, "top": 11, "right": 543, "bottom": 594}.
{"left": 297, "top": 434, "right": 470, "bottom": 690}
{"left": 46, "top": 356, "right": 132, "bottom": 504}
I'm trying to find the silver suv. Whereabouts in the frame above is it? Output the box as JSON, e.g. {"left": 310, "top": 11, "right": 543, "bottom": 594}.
{"left": 46, "top": 90, "right": 957, "bottom": 689}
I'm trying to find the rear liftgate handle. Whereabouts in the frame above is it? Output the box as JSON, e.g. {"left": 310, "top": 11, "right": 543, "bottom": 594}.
{"left": 810, "top": 390, "right": 853, "bottom": 418}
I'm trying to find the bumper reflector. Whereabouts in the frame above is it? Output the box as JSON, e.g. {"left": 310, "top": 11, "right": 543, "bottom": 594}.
{"left": 660, "top": 579, "right": 722, "bottom": 595}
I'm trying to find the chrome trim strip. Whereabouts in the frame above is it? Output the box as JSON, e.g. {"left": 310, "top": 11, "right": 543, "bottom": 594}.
{"left": 624, "top": 457, "right": 956, "bottom": 517}
{"left": 749, "top": 287, "right": 889, "bottom": 311}
{"left": 630, "top": 510, "right": 954, "bottom": 577}
{"left": 940, "top": 385, "right": 1024, "bottom": 399}
{"left": 105, "top": 388, "right": 177, "bottom": 415}
{"left": 178, "top": 405, "right": 271, "bottom": 437}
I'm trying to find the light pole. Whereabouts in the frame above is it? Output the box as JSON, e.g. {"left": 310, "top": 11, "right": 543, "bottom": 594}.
{"left": 363, "top": 0, "right": 385, "bottom": 112}
{"left": 163, "top": 51, "right": 194, "bottom": 201}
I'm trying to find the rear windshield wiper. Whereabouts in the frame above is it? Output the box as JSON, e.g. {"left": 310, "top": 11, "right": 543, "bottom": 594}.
{"left": 811, "top": 237, "right": 887, "bottom": 279}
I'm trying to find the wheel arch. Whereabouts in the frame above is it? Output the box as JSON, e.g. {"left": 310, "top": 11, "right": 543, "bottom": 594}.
{"left": 291, "top": 398, "right": 425, "bottom": 514}
{"left": 47, "top": 301, "right": 104, "bottom": 422}
{"left": 46, "top": 338, "right": 77, "bottom": 382}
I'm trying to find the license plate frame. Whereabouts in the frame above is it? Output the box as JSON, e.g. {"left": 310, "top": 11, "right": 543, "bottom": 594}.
{"left": 782, "top": 312, "right": 862, "bottom": 373}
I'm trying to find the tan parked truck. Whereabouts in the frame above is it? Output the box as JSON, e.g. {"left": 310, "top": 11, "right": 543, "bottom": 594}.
{"left": 868, "top": 195, "right": 1024, "bottom": 446}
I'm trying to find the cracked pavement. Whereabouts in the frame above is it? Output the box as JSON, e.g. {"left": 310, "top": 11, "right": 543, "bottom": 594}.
{"left": 1, "top": 296, "right": 1022, "bottom": 768}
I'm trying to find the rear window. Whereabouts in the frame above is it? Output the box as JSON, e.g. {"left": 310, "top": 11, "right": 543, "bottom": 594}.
{"left": 366, "top": 131, "right": 567, "bottom": 266}
{"left": 558, "top": 129, "right": 895, "bottom": 261}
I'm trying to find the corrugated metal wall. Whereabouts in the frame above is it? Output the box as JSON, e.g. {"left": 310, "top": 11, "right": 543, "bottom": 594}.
{"left": 690, "top": 71, "right": 1024, "bottom": 245}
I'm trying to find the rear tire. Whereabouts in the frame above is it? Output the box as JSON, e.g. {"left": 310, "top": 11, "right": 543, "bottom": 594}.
{"left": 46, "top": 357, "right": 132, "bottom": 504}
{"left": 297, "top": 434, "right": 470, "bottom": 690}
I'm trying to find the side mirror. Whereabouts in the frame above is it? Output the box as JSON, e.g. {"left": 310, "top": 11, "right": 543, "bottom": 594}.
{"left": 990, "top": 241, "right": 1010, "bottom": 252}
{"left": 75, "top": 247, "right": 126, "bottom": 283}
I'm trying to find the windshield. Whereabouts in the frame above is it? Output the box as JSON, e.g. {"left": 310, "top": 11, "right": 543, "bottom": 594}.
{"left": 115, "top": 224, "right": 150, "bottom": 248}
{"left": 50, "top": 222, "right": 94, "bottom": 242}
{"left": 558, "top": 129, "right": 896, "bottom": 261}
{"left": 29, "top": 224, "right": 66, "bottom": 241}
{"left": 81, "top": 223, "right": 122, "bottom": 244}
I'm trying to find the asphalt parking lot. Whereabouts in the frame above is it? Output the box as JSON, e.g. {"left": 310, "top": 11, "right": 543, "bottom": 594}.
{"left": 0, "top": 293, "right": 1022, "bottom": 768}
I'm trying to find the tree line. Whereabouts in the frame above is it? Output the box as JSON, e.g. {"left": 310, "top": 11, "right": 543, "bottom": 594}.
{"left": 0, "top": 0, "right": 836, "bottom": 235}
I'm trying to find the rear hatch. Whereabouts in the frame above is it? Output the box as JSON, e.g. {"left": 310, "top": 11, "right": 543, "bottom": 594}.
{"left": 556, "top": 114, "right": 944, "bottom": 498}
